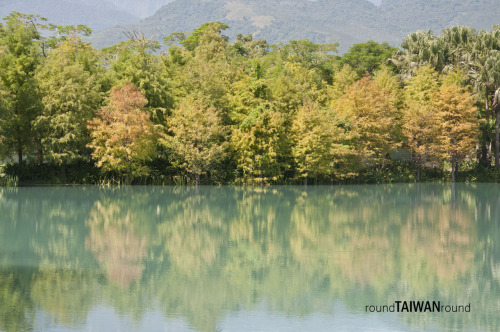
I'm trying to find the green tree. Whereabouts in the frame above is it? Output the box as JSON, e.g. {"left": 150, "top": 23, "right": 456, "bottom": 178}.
{"left": 34, "top": 36, "right": 101, "bottom": 177}
{"left": 273, "top": 39, "right": 338, "bottom": 84}
{"left": 180, "top": 22, "right": 229, "bottom": 53}
{"left": 462, "top": 28, "right": 500, "bottom": 168}
{"left": 392, "top": 26, "right": 500, "bottom": 170}
{"left": 0, "top": 12, "right": 43, "bottom": 166}
{"left": 168, "top": 22, "right": 235, "bottom": 124}
{"left": 493, "top": 87, "right": 500, "bottom": 171}
{"left": 232, "top": 102, "right": 289, "bottom": 184}
{"left": 341, "top": 40, "right": 397, "bottom": 77}
{"left": 230, "top": 33, "right": 269, "bottom": 59}
{"left": 104, "top": 36, "right": 173, "bottom": 124}
{"left": 163, "top": 95, "right": 228, "bottom": 186}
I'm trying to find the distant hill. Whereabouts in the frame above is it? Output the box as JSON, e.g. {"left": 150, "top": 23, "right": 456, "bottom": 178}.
{"left": 0, "top": 0, "right": 139, "bottom": 31}
{"left": 89, "top": 0, "right": 500, "bottom": 53}
{"left": 2, "top": 0, "right": 499, "bottom": 52}
{"left": 98, "top": 0, "right": 175, "bottom": 18}
{"left": 379, "top": 0, "right": 500, "bottom": 34}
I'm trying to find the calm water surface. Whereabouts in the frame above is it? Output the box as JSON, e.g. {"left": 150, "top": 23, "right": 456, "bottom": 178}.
{"left": 0, "top": 184, "right": 499, "bottom": 331}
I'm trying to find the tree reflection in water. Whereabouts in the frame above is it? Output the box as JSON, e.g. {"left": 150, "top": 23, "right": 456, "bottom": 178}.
{"left": 0, "top": 184, "right": 499, "bottom": 332}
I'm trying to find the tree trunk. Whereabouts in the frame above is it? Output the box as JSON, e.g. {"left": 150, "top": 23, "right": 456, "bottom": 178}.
{"left": 304, "top": 176, "right": 308, "bottom": 186}
{"left": 36, "top": 146, "right": 43, "bottom": 165}
{"left": 496, "top": 108, "right": 500, "bottom": 171}
{"left": 417, "top": 163, "right": 421, "bottom": 183}
{"left": 486, "top": 88, "right": 491, "bottom": 121}
{"left": 195, "top": 173, "right": 200, "bottom": 187}
{"left": 451, "top": 159, "right": 456, "bottom": 183}
{"left": 60, "top": 164, "right": 67, "bottom": 183}
{"left": 17, "top": 148, "right": 23, "bottom": 168}
{"left": 482, "top": 89, "right": 491, "bottom": 166}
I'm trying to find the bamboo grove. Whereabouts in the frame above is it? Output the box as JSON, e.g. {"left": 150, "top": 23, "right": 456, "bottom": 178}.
{"left": 1, "top": 12, "right": 500, "bottom": 185}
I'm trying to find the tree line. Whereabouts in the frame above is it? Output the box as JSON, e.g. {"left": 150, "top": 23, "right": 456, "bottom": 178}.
{"left": 0, "top": 12, "right": 498, "bottom": 185}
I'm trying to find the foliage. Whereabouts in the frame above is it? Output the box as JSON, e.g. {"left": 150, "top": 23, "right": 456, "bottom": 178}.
{"left": 103, "top": 37, "right": 173, "bottom": 124}
{"left": 342, "top": 40, "right": 398, "bottom": 77}
{"left": 87, "top": 84, "right": 156, "bottom": 183}
{"left": 402, "top": 66, "right": 441, "bottom": 178}
{"left": 34, "top": 36, "right": 102, "bottom": 166}
{"left": 335, "top": 75, "right": 401, "bottom": 167}
{"left": 0, "top": 12, "right": 43, "bottom": 166}
{"left": 180, "top": 21, "right": 229, "bottom": 53}
{"left": 232, "top": 102, "right": 290, "bottom": 184}
{"left": 162, "top": 95, "right": 229, "bottom": 185}
{"left": 432, "top": 79, "right": 481, "bottom": 181}
{"left": 291, "top": 102, "right": 351, "bottom": 183}
{"left": 1, "top": 14, "right": 499, "bottom": 185}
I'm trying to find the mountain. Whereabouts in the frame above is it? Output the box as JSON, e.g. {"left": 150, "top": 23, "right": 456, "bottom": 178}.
{"left": 0, "top": 0, "right": 139, "bottom": 31}
{"left": 89, "top": 0, "right": 391, "bottom": 52}
{"left": 98, "top": 0, "right": 175, "bottom": 18}
{"left": 3, "top": 0, "right": 499, "bottom": 53}
{"left": 379, "top": 0, "right": 500, "bottom": 33}
{"left": 89, "top": 0, "right": 500, "bottom": 53}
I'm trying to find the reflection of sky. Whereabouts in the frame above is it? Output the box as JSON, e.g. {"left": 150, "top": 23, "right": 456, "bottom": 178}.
{"left": 221, "top": 302, "right": 410, "bottom": 332}
{"left": 3, "top": 184, "right": 499, "bottom": 332}
{"left": 32, "top": 302, "right": 443, "bottom": 332}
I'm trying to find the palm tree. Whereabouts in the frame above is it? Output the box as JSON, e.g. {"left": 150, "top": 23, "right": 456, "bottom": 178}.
{"left": 467, "top": 29, "right": 500, "bottom": 168}
{"left": 393, "top": 26, "right": 500, "bottom": 171}
{"left": 391, "top": 30, "right": 437, "bottom": 80}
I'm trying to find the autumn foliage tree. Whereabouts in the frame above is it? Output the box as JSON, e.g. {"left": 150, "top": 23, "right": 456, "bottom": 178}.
{"left": 292, "top": 102, "right": 350, "bottom": 184}
{"left": 87, "top": 84, "right": 156, "bottom": 183}
{"left": 335, "top": 75, "right": 401, "bottom": 168}
{"left": 432, "top": 80, "right": 480, "bottom": 182}
{"left": 402, "top": 66, "right": 440, "bottom": 181}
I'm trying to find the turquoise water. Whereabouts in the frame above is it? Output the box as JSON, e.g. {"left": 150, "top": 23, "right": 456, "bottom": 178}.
{"left": 0, "top": 184, "right": 499, "bottom": 331}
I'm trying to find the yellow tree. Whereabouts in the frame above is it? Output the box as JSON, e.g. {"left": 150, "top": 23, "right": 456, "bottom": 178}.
{"left": 328, "top": 64, "right": 358, "bottom": 102}
{"left": 164, "top": 95, "right": 228, "bottom": 186}
{"left": 402, "top": 66, "right": 440, "bottom": 181}
{"left": 432, "top": 81, "right": 480, "bottom": 182}
{"left": 231, "top": 102, "right": 289, "bottom": 184}
{"left": 291, "top": 102, "right": 350, "bottom": 184}
{"left": 335, "top": 76, "right": 401, "bottom": 167}
{"left": 87, "top": 83, "right": 156, "bottom": 183}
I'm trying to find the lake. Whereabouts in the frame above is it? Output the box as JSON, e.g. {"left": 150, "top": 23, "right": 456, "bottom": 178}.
{"left": 0, "top": 184, "right": 499, "bottom": 331}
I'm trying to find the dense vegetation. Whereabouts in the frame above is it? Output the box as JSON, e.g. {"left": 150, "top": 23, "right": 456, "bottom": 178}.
{"left": 1, "top": 12, "right": 500, "bottom": 185}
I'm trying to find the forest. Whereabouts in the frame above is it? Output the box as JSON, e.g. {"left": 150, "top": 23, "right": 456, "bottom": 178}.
{"left": 1, "top": 12, "right": 500, "bottom": 185}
